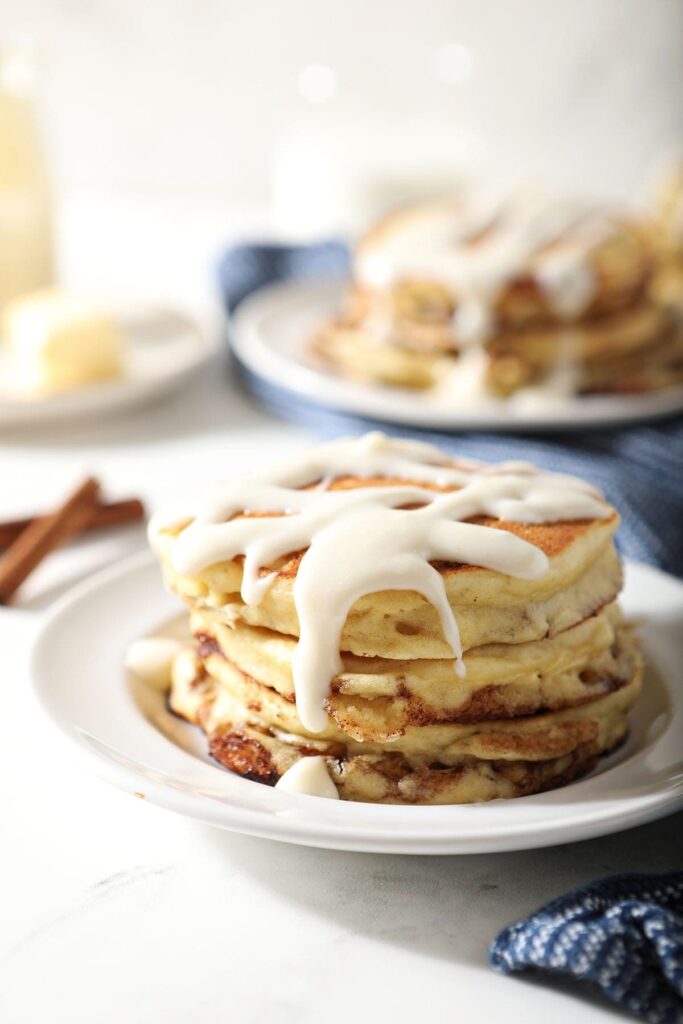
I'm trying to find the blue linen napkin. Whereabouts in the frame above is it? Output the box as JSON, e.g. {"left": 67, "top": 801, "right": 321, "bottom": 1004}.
{"left": 490, "top": 871, "right": 683, "bottom": 1024}
{"left": 218, "top": 241, "right": 683, "bottom": 577}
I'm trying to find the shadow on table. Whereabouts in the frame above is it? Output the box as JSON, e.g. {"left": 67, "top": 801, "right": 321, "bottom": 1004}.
{"left": 201, "top": 809, "right": 682, "bottom": 999}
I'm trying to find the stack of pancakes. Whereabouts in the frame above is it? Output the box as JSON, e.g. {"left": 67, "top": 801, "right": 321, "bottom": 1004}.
{"left": 151, "top": 452, "right": 642, "bottom": 806}
{"left": 315, "top": 191, "right": 683, "bottom": 396}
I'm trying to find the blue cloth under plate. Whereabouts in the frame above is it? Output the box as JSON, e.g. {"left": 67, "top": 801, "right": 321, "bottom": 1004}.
{"left": 490, "top": 872, "right": 683, "bottom": 1024}
{"left": 217, "top": 241, "right": 683, "bottom": 577}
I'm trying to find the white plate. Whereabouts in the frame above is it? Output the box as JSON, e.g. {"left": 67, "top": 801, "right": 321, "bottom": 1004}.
{"left": 0, "top": 307, "right": 216, "bottom": 427}
{"left": 231, "top": 279, "right": 683, "bottom": 432}
{"left": 31, "top": 551, "right": 683, "bottom": 854}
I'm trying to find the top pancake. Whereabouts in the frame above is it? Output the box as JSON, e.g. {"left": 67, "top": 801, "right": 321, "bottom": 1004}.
{"left": 354, "top": 196, "right": 653, "bottom": 331}
{"left": 152, "top": 471, "right": 620, "bottom": 658}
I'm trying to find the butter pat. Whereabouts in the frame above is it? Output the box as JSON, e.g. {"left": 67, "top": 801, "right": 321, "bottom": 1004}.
{"left": 4, "top": 288, "right": 124, "bottom": 393}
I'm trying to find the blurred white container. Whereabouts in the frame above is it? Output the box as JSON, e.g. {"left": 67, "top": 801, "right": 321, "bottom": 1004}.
{"left": 0, "top": 36, "right": 53, "bottom": 311}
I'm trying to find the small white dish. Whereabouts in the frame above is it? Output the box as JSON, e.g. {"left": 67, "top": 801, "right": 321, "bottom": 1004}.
{"left": 31, "top": 551, "right": 683, "bottom": 854}
{"left": 0, "top": 306, "right": 216, "bottom": 427}
{"left": 230, "top": 279, "right": 683, "bottom": 432}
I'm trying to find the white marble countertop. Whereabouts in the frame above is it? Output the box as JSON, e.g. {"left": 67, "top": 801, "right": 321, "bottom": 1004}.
{"left": 1, "top": 194, "right": 680, "bottom": 1024}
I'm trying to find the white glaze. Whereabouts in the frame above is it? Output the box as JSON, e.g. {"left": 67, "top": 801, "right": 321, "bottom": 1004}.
{"left": 355, "top": 187, "right": 612, "bottom": 344}
{"left": 125, "top": 637, "right": 186, "bottom": 691}
{"left": 452, "top": 301, "right": 495, "bottom": 347}
{"left": 149, "top": 433, "right": 610, "bottom": 733}
{"left": 275, "top": 756, "right": 339, "bottom": 799}
{"left": 436, "top": 346, "right": 492, "bottom": 406}
{"left": 534, "top": 249, "right": 596, "bottom": 319}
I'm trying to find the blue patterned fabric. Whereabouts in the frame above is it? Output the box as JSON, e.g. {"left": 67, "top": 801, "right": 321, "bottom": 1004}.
{"left": 490, "top": 872, "right": 683, "bottom": 1023}
{"left": 217, "top": 242, "right": 683, "bottom": 576}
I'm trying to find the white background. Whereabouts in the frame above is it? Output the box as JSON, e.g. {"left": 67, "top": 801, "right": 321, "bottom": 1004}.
{"left": 2, "top": 0, "right": 683, "bottom": 230}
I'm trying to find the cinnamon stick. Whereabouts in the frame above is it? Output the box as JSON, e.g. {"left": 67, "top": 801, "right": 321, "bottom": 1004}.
{"left": 0, "top": 497, "right": 145, "bottom": 548}
{"left": 0, "top": 477, "right": 101, "bottom": 602}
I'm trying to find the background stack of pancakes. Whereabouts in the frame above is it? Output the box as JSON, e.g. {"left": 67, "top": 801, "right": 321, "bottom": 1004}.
{"left": 152, "top": 463, "right": 642, "bottom": 805}
{"left": 314, "top": 191, "right": 683, "bottom": 396}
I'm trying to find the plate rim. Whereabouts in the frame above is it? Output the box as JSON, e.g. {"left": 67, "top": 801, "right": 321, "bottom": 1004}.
{"left": 230, "top": 278, "right": 683, "bottom": 434}
{"left": 30, "top": 550, "right": 683, "bottom": 854}
{"left": 0, "top": 305, "right": 217, "bottom": 427}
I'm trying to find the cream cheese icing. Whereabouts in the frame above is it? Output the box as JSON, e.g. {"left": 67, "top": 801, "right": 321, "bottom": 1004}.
{"left": 149, "top": 433, "right": 611, "bottom": 734}
{"left": 275, "top": 756, "right": 339, "bottom": 799}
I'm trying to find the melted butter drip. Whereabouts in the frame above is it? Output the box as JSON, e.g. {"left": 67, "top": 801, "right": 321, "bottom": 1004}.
{"left": 149, "top": 433, "right": 611, "bottom": 734}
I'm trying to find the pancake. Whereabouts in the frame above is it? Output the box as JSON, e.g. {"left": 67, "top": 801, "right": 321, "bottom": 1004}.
{"left": 168, "top": 629, "right": 642, "bottom": 804}
{"left": 313, "top": 322, "right": 444, "bottom": 388}
{"left": 486, "top": 303, "right": 682, "bottom": 395}
{"left": 156, "top": 517, "right": 621, "bottom": 659}
{"left": 152, "top": 469, "right": 620, "bottom": 659}
{"left": 502, "top": 330, "right": 683, "bottom": 396}
{"left": 190, "top": 602, "right": 628, "bottom": 734}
